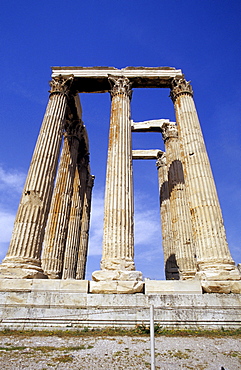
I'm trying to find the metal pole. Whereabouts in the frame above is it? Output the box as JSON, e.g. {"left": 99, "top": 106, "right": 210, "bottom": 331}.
{"left": 150, "top": 304, "right": 156, "bottom": 370}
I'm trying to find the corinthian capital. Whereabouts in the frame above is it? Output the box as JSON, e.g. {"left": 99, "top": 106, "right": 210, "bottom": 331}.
{"left": 170, "top": 77, "right": 193, "bottom": 102}
{"left": 162, "top": 122, "right": 178, "bottom": 141}
{"left": 49, "top": 75, "right": 74, "bottom": 96}
{"left": 108, "top": 76, "right": 132, "bottom": 99}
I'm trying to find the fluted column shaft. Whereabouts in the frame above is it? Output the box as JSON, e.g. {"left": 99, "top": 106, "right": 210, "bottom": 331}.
{"left": 162, "top": 122, "right": 196, "bottom": 279}
{"left": 101, "top": 76, "right": 135, "bottom": 271}
{"left": 61, "top": 163, "right": 85, "bottom": 279}
{"left": 156, "top": 152, "right": 179, "bottom": 280}
{"left": 42, "top": 120, "right": 80, "bottom": 278}
{"left": 61, "top": 157, "right": 91, "bottom": 280}
{"left": 170, "top": 78, "right": 237, "bottom": 278}
{"left": 76, "top": 173, "right": 95, "bottom": 279}
{"left": 1, "top": 75, "right": 73, "bottom": 277}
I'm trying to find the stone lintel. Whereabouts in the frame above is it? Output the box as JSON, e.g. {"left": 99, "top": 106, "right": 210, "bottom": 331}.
{"left": 145, "top": 280, "right": 203, "bottom": 294}
{"left": 132, "top": 149, "right": 163, "bottom": 160}
{"left": 131, "top": 119, "right": 175, "bottom": 132}
{"left": 51, "top": 67, "right": 183, "bottom": 92}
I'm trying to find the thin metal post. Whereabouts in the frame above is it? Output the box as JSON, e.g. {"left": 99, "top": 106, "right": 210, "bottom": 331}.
{"left": 150, "top": 304, "right": 156, "bottom": 370}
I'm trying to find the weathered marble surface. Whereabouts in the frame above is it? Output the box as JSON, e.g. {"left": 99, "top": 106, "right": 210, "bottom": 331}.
{"left": 0, "top": 279, "right": 240, "bottom": 330}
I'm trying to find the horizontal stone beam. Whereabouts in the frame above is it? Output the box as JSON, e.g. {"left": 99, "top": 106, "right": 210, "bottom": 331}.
{"left": 132, "top": 149, "right": 163, "bottom": 160}
{"left": 131, "top": 119, "right": 175, "bottom": 132}
{"left": 51, "top": 66, "right": 183, "bottom": 92}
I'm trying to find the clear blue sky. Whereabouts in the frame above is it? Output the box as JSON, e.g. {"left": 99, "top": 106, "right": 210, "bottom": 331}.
{"left": 0, "top": 1, "right": 240, "bottom": 279}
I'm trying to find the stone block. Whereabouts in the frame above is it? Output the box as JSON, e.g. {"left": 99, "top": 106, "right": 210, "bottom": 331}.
{"left": 31, "top": 279, "right": 89, "bottom": 293}
{"left": 92, "top": 270, "right": 119, "bottom": 281}
{"left": 92, "top": 270, "right": 143, "bottom": 282}
{"left": 3, "top": 291, "right": 30, "bottom": 305}
{"left": 50, "top": 292, "right": 87, "bottom": 306}
{"left": 89, "top": 281, "right": 144, "bottom": 294}
{"left": 197, "top": 268, "right": 241, "bottom": 281}
{"left": 32, "top": 280, "right": 61, "bottom": 291}
{"left": 201, "top": 281, "right": 231, "bottom": 294}
{"left": 0, "top": 267, "right": 46, "bottom": 279}
{"left": 230, "top": 281, "right": 241, "bottom": 294}
{"left": 59, "top": 280, "right": 89, "bottom": 293}
{"left": 145, "top": 280, "right": 203, "bottom": 294}
{"left": 0, "top": 279, "right": 33, "bottom": 291}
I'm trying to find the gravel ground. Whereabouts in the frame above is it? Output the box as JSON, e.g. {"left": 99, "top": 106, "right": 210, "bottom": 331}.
{"left": 0, "top": 335, "right": 240, "bottom": 369}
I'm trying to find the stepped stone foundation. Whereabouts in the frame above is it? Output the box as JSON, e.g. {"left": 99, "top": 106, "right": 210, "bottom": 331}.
{"left": 0, "top": 67, "right": 240, "bottom": 299}
{"left": 0, "top": 279, "right": 241, "bottom": 330}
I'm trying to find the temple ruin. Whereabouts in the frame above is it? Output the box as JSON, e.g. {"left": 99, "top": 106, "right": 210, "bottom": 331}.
{"left": 0, "top": 66, "right": 240, "bottom": 296}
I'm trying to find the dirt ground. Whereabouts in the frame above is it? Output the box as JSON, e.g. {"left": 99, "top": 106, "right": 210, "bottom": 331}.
{"left": 0, "top": 334, "right": 240, "bottom": 369}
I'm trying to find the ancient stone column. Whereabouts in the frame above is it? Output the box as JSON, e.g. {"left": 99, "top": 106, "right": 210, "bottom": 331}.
{"left": 91, "top": 76, "right": 143, "bottom": 293}
{"left": 162, "top": 122, "right": 196, "bottom": 279}
{"left": 61, "top": 162, "right": 85, "bottom": 279}
{"left": 170, "top": 77, "right": 240, "bottom": 290}
{"left": 101, "top": 76, "right": 135, "bottom": 272}
{"left": 61, "top": 155, "right": 92, "bottom": 280}
{"left": 75, "top": 173, "right": 95, "bottom": 280}
{"left": 42, "top": 119, "right": 81, "bottom": 279}
{"left": 0, "top": 75, "right": 73, "bottom": 279}
{"left": 156, "top": 152, "right": 179, "bottom": 280}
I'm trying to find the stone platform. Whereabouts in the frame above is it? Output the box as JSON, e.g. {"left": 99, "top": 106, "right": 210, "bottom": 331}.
{"left": 0, "top": 279, "right": 240, "bottom": 331}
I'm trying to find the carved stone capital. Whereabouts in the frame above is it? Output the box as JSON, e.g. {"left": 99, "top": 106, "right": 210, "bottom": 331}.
{"left": 49, "top": 74, "right": 74, "bottom": 96}
{"left": 162, "top": 122, "right": 178, "bottom": 141}
{"left": 108, "top": 76, "right": 132, "bottom": 99}
{"left": 170, "top": 77, "right": 193, "bottom": 102}
{"left": 156, "top": 152, "right": 166, "bottom": 168}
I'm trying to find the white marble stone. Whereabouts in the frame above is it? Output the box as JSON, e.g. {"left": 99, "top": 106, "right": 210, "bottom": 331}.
{"left": 145, "top": 280, "right": 202, "bottom": 294}
{"left": 89, "top": 280, "right": 144, "bottom": 294}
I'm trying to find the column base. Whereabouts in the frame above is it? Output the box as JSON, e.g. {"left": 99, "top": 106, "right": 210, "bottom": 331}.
{"left": 100, "top": 258, "right": 136, "bottom": 271}
{"left": 0, "top": 257, "right": 47, "bottom": 279}
{"left": 197, "top": 263, "right": 241, "bottom": 281}
{"left": 91, "top": 269, "right": 144, "bottom": 294}
{"left": 180, "top": 271, "right": 197, "bottom": 280}
{"left": 197, "top": 262, "right": 241, "bottom": 293}
{"left": 90, "top": 280, "right": 144, "bottom": 294}
{"left": 202, "top": 280, "right": 241, "bottom": 294}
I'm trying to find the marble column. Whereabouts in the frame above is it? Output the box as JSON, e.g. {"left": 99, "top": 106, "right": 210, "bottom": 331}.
{"left": 61, "top": 161, "right": 85, "bottom": 280}
{"left": 75, "top": 173, "right": 95, "bottom": 280}
{"left": 42, "top": 119, "right": 81, "bottom": 278}
{"left": 156, "top": 152, "right": 179, "bottom": 280}
{"left": 91, "top": 76, "right": 143, "bottom": 293}
{"left": 61, "top": 155, "right": 92, "bottom": 280}
{"left": 101, "top": 76, "right": 135, "bottom": 272}
{"left": 170, "top": 77, "right": 240, "bottom": 289}
{"left": 0, "top": 75, "right": 73, "bottom": 279}
{"left": 162, "top": 122, "right": 196, "bottom": 279}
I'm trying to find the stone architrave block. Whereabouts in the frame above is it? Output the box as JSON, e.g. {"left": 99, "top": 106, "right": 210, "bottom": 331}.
{"left": 145, "top": 280, "right": 202, "bottom": 294}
